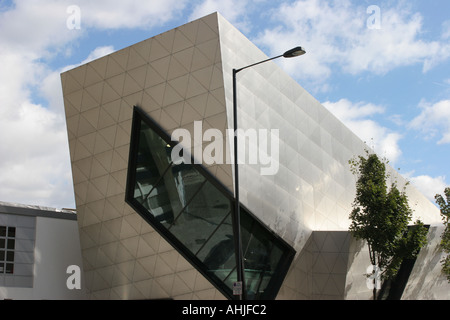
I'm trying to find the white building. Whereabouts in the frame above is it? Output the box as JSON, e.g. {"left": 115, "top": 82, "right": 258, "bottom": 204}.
{"left": 0, "top": 202, "right": 85, "bottom": 300}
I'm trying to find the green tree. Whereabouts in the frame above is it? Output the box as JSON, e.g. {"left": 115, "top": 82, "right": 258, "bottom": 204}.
{"left": 348, "top": 151, "right": 428, "bottom": 300}
{"left": 435, "top": 187, "right": 450, "bottom": 281}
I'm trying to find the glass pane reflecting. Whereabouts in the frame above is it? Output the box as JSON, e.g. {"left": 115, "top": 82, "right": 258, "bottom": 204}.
{"left": 241, "top": 209, "right": 285, "bottom": 300}
{"left": 195, "top": 213, "right": 235, "bottom": 279}
{"left": 164, "top": 162, "right": 207, "bottom": 229}
{"left": 133, "top": 121, "right": 179, "bottom": 224}
{"left": 169, "top": 180, "right": 231, "bottom": 253}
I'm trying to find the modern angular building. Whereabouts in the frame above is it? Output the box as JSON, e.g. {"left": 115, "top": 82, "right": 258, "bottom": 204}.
{"left": 61, "top": 12, "right": 449, "bottom": 300}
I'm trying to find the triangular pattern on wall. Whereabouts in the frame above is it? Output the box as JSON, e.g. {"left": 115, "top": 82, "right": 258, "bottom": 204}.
{"left": 62, "top": 13, "right": 230, "bottom": 300}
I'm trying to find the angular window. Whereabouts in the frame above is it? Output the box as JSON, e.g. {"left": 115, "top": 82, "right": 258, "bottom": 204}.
{"left": 126, "top": 106, "right": 295, "bottom": 299}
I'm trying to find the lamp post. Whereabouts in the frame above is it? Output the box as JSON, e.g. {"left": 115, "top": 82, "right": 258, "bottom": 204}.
{"left": 232, "top": 46, "right": 306, "bottom": 300}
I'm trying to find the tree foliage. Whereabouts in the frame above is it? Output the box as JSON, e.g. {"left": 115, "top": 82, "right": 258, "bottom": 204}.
{"left": 435, "top": 187, "right": 450, "bottom": 282}
{"left": 348, "top": 151, "right": 428, "bottom": 298}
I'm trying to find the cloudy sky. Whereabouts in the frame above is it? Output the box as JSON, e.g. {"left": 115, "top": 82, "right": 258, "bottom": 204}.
{"left": 0, "top": 0, "right": 449, "bottom": 209}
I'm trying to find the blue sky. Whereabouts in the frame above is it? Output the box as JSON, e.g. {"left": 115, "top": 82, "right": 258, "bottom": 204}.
{"left": 0, "top": 0, "right": 449, "bottom": 209}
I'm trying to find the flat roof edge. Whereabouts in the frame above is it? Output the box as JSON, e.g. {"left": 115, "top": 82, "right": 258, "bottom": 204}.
{"left": 0, "top": 201, "right": 77, "bottom": 221}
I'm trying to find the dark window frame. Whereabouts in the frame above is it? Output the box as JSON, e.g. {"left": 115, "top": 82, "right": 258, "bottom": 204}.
{"left": 125, "top": 105, "right": 295, "bottom": 300}
{"left": 0, "top": 226, "right": 16, "bottom": 274}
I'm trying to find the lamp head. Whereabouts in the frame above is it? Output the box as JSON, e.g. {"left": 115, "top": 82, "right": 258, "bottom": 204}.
{"left": 283, "top": 46, "right": 306, "bottom": 58}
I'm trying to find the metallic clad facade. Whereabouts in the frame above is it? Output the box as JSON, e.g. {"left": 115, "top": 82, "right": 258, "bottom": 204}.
{"left": 61, "top": 12, "right": 448, "bottom": 300}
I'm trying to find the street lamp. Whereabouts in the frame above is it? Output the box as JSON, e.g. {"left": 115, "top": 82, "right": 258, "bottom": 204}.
{"left": 232, "top": 46, "right": 306, "bottom": 300}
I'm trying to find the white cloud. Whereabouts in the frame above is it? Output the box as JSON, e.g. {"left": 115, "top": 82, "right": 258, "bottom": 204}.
{"left": 0, "top": 43, "right": 114, "bottom": 208}
{"left": 255, "top": 0, "right": 450, "bottom": 81}
{"left": 0, "top": 50, "right": 73, "bottom": 207}
{"left": 442, "top": 20, "right": 450, "bottom": 39}
{"left": 0, "top": 0, "right": 188, "bottom": 53}
{"left": 189, "top": 0, "right": 251, "bottom": 31}
{"left": 81, "top": 46, "right": 115, "bottom": 64}
{"left": 77, "top": 0, "right": 188, "bottom": 29}
{"left": 323, "top": 99, "right": 403, "bottom": 163}
{"left": 409, "top": 99, "right": 450, "bottom": 144}
{"left": 0, "top": 99, "right": 74, "bottom": 208}
{"left": 0, "top": 3, "right": 74, "bottom": 208}
{"left": 408, "top": 174, "right": 447, "bottom": 204}
{"left": 0, "top": 1, "right": 78, "bottom": 54}
{"left": 0, "top": 0, "right": 187, "bottom": 208}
